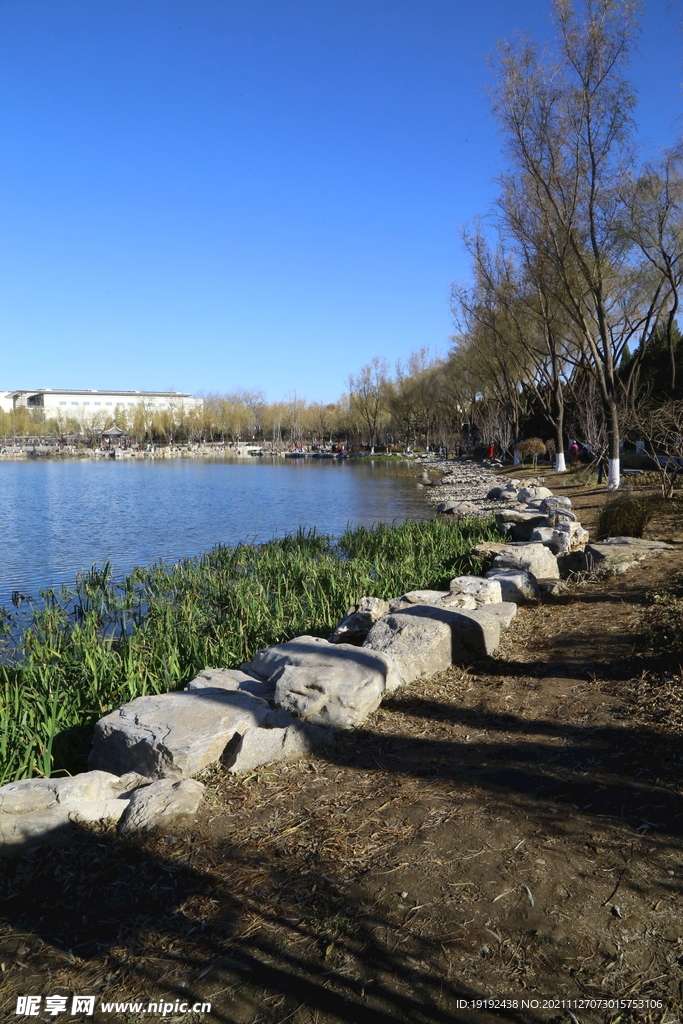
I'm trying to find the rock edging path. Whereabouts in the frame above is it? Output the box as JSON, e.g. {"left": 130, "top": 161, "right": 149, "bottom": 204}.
{"left": 0, "top": 470, "right": 674, "bottom": 853}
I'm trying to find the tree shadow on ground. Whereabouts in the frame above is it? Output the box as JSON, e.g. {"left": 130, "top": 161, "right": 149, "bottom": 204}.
{"left": 2, "top": 680, "right": 682, "bottom": 1022}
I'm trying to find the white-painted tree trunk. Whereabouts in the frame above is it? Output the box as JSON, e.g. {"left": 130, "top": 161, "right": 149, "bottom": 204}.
{"left": 513, "top": 451, "right": 521, "bottom": 466}
{"left": 607, "top": 458, "right": 620, "bottom": 490}
{"left": 554, "top": 452, "right": 566, "bottom": 472}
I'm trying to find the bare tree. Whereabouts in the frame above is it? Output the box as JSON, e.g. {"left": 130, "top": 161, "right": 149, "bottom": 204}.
{"left": 624, "top": 395, "right": 683, "bottom": 497}
{"left": 621, "top": 149, "right": 683, "bottom": 397}
{"left": 490, "top": 0, "right": 666, "bottom": 488}
{"left": 348, "top": 357, "right": 390, "bottom": 447}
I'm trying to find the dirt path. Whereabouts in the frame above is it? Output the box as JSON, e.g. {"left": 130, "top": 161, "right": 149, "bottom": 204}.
{"left": 2, "top": 491, "right": 683, "bottom": 1024}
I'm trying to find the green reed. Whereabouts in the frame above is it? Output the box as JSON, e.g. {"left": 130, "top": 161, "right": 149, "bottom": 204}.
{"left": 0, "top": 516, "right": 500, "bottom": 784}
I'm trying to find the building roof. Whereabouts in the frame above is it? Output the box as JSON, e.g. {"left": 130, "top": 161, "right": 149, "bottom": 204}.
{"left": 7, "top": 389, "right": 193, "bottom": 398}
{"left": 101, "top": 425, "right": 128, "bottom": 437}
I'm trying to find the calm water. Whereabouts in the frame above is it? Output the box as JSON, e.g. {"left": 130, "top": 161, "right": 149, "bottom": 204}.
{"left": 0, "top": 457, "right": 428, "bottom": 602}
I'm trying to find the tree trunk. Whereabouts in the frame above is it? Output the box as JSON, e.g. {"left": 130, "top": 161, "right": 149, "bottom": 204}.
{"left": 553, "top": 379, "right": 566, "bottom": 472}
{"left": 606, "top": 399, "right": 621, "bottom": 490}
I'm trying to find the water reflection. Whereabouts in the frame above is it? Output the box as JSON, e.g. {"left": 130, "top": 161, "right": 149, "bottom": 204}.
{"left": 0, "top": 457, "right": 427, "bottom": 603}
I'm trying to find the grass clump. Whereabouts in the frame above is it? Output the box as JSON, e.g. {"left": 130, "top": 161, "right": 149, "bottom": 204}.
{"left": 596, "top": 493, "right": 660, "bottom": 539}
{"left": 0, "top": 516, "right": 500, "bottom": 784}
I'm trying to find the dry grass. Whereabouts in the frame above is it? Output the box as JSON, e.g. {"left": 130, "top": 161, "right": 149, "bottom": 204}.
{"left": 2, "top": 553, "right": 683, "bottom": 1023}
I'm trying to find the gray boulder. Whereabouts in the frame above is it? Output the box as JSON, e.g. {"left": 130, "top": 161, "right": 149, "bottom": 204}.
{"left": 400, "top": 588, "right": 451, "bottom": 604}
{"left": 388, "top": 590, "right": 477, "bottom": 612}
{"left": 517, "top": 486, "right": 553, "bottom": 502}
{"left": 273, "top": 663, "right": 383, "bottom": 729}
{"left": 0, "top": 771, "right": 151, "bottom": 854}
{"left": 438, "top": 592, "right": 478, "bottom": 610}
{"left": 491, "top": 542, "right": 559, "bottom": 580}
{"left": 91, "top": 689, "right": 274, "bottom": 778}
{"left": 551, "top": 521, "right": 589, "bottom": 554}
{"left": 537, "top": 578, "right": 568, "bottom": 598}
{"left": 476, "top": 600, "right": 518, "bottom": 629}
{"left": 449, "top": 576, "right": 502, "bottom": 605}
{"left": 495, "top": 509, "right": 547, "bottom": 541}
{"left": 244, "top": 634, "right": 405, "bottom": 727}
{"left": 539, "top": 495, "right": 572, "bottom": 512}
{"left": 118, "top": 779, "right": 205, "bottom": 835}
{"left": 363, "top": 604, "right": 500, "bottom": 684}
{"left": 581, "top": 538, "right": 673, "bottom": 575}
{"left": 529, "top": 526, "right": 557, "bottom": 547}
{"left": 484, "top": 568, "right": 540, "bottom": 604}
{"left": 246, "top": 634, "right": 404, "bottom": 694}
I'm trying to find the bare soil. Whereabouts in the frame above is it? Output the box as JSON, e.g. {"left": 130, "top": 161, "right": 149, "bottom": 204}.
{"left": 2, "top": 477, "right": 683, "bottom": 1024}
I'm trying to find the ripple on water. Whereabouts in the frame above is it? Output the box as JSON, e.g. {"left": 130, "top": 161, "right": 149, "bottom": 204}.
{"left": 0, "top": 457, "right": 428, "bottom": 603}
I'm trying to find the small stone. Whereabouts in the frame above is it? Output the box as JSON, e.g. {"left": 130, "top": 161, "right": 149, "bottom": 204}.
{"left": 118, "top": 779, "right": 205, "bottom": 835}
{"left": 484, "top": 568, "right": 540, "bottom": 604}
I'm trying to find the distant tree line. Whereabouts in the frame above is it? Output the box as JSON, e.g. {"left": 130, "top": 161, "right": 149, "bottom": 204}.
{"left": 8, "top": 2, "right": 683, "bottom": 480}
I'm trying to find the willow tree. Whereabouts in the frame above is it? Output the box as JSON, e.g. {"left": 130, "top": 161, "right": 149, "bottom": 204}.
{"left": 491, "top": 0, "right": 666, "bottom": 488}
{"left": 347, "top": 357, "right": 390, "bottom": 447}
{"left": 621, "top": 150, "right": 683, "bottom": 399}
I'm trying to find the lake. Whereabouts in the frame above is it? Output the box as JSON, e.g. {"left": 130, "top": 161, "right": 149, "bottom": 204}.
{"left": 0, "top": 456, "right": 428, "bottom": 603}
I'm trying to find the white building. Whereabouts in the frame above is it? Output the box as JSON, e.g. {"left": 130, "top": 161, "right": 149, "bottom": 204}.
{"left": 2, "top": 389, "right": 202, "bottom": 422}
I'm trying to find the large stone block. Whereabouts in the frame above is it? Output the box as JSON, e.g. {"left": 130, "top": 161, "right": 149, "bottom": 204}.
{"left": 0, "top": 771, "right": 150, "bottom": 854}
{"left": 246, "top": 634, "right": 405, "bottom": 694}
{"left": 580, "top": 538, "right": 673, "bottom": 575}
{"left": 448, "top": 576, "right": 502, "bottom": 605}
{"left": 273, "top": 664, "right": 383, "bottom": 729}
{"left": 491, "top": 542, "right": 559, "bottom": 580}
{"left": 90, "top": 690, "right": 274, "bottom": 778}
{"left": 478, "top": 601, "right": 518, "bottom": 629}
{"left": 484, "top": 568, "right": 540, "bottom": 604}
{"left": 517, "top": 486, "right": 553, "bottom": 502}
{"left": 245, "top": 636, "right": 400, "bottom": 728}
{"left": 363, "top": 604, "right": 500, "bottom": 684}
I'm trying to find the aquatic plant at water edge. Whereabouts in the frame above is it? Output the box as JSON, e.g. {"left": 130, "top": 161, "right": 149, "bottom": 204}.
{"left": 0, "top": 516, "right": 501, "bottom": 784}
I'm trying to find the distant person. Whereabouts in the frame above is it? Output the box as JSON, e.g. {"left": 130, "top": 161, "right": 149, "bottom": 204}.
{"left": 487, "top": 444, "right": 495, "bottom": 459}
{"left": 569, "top": 441, "right": 580, "bottom": 465}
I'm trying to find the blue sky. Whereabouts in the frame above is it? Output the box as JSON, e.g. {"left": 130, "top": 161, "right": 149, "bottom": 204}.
{"left": 1, "top": 0, "right": 682, "bottom": 403}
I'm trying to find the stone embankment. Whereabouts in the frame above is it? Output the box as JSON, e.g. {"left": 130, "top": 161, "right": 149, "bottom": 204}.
{"left": 410, "top": 454, "right": 512, "bottom": 517}
{"left": 0, "top": 469, "right": 674, "bottom": 853}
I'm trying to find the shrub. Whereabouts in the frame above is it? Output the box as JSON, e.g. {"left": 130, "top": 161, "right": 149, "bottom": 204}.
{"left": 515, "top": 437, "right": 547, "bottom": 466}
{"left": 596, "top": 493, "right": 660, "bottom": 539}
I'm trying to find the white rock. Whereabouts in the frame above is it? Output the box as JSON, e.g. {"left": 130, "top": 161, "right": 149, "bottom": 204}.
{"left": 0, "top": 770, "right": 147, "bottom": 814}
{"left": 438, "top": 592, "right": 478, "bottom": 610}
{"left": 529, "top": 526, "right": 556, "bottom": 546}
{"left": 539, "top": 495, "right": 572, "bottom": 512}
{"left": 517, "top": 486, "right": 553, "bottom": 502}
{"left": 118, "top": 779, "right": 205, "bottom": 835}
{"left": 234, "top": 708, "right": 332, "bottom": 767}
{"left": 363, "top": 604, "right": 500, "bottom": 684}
{"left": 0, "top": 771, "right": 151, "bottom": 853}
{"left": 580, "top": 538, "right": 673, "bottom": 576}
{"left": 273, "top": 663, "right": 384, "bottom": 729}
{"left": 329, "top": 596, "right": 390, "bottom": 643}
{"left": 484, "top": 568, "right": 540, "bottom": 604}
{"left": 449, "top": 576, "right": 502, "bottom": 605}
{"left": 247, "top": 634, "right": 404, "bottom": 694}
{"left": 492, "top": 542, "right": 559, "bottom": 580}
{"left": 90, "top": 689, "right": 274, "bottom": 778}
